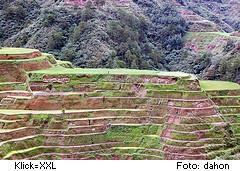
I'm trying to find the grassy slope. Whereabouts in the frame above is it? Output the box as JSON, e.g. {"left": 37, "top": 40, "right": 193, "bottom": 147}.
{"left": 0, "top": 109, "right": 145, "bottom": 115}
{"left": 29, "top": 66, "right": 190, "bottom": 77}
{"left": 187, "top": 32, "right": 240, "bottom": 39}
{"left": 0, "top": 48, "right": 39, "bottom": 55}
{"left": 200, "top": 80, "right": 240, "bottom": 91}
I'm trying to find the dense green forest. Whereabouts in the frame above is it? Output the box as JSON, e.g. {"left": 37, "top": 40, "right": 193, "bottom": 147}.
{"left": 0, "top": 0, "right": 239, "bottom": 82}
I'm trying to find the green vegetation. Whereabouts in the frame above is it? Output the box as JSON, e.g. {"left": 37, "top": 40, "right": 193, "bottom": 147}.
{"left": 184, "top": 31, "right": 240, "bottom": 82}
{"left": 0, "top": 56, "right": 47, "bottom": 63}
{"left": 186, "top": 32, "right": 240, "bottom": 41}
{"left": 0, "top": 46, "right": 239, "bottom": 160}
{"left": 219, "top": 56, "right": 240, "bottom": 82}
{"left": 56, "top": 60, "right": 73, "bottom": 68}
{"left": 43, "top": 53, "right": 57, "bottom": 64}
{"left": 29, "top": 66, "right": 189, "bottom": 77}
{"left": 200, "top": 81, "right": 240, "bottom": 91}
{"left": 47, "top": 31, "right": 65, "bottom": 50}
{"left": 3, "top": 3, "right": 26, "bottom": 20}
{"left": 0, "top": 0, "right": 239, "bottom": 81}
{"left": 30, "top": 114, "right": 53, "bottom": 123}
{"left": 0, "top": 48, "right": 39, "bottom": 55}
{"left": 3, "top": 146, "right": 39, "bottom": 159}
{"left": 0, "top": 82, "right": 27, "bottom": 91}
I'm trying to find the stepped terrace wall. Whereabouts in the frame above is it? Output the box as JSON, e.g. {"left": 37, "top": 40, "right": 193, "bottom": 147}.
{"left": 200, "top": 81, "right": 240, "bottom": 159}
{"left": 1, "top": 48, "right": 240, "bottom": 160}
{"left": 0, "top": 90, "right": 232, "bottom": 160}
{"left": 0, "top": 109, "right": 163, "bottom": 160}
{"left": 0, "top": 64, "right": 27, "bottom": 83}
{"left": 0, "top": 56, "right": 52, "bottom": 72}
{"left": 0, "top": 90, "right": 209, "bottom": 110}
{"left": 0, "top": 48, "right": 41, "bottom": 59}
{"left": 29, "top": 77, "right": 201, "bottom": 92}
{"left": 0, "top": 83, "right": 27, "bottom": 91}
{"left": 0, "top": 51, "right": 41, "bottom": 60}
{"left": 28, "top": 70, "right": 200, "bottom": 93}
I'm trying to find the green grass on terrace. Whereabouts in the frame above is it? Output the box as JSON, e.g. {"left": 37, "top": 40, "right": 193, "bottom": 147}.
{"left": 29, "top": 66, "right": 190, "bottom": 77}
{"left": 3, "top": 147, "right": 40, "bottom": 159}
{"left": 200, "top": 80, "right": 240, "bottom": 91}
{"left": 0, "top": 48, "right": 39, "bottom": 55}
{"left": 209, "top": 32, "right": 240, "bottom": 39}
{"left": 56, "top": 60, "right": 72, "bottom": 65}
{"left": 0, "top": 82, "right": 22, "bottom": 85}
{"left": 186, "top": 32, "right": 240, "bottom": 40}
{"left": 0, "top": 109, "right": 145, "bottom": 115}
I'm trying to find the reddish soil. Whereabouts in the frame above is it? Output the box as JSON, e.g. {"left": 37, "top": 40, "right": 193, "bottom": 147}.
{"left": 163, "top": 145, "right": 205, "bottom": 154}
{"left": 43, "top": 76, "right": 70, "bottom": 84}
{"left": 0, "top": 64, "right": 26, "bottom": 82}
{"left": 19, "top": 60, "right": 52, "bottom": 71}
{"left": 0, "top": 51, "right": 41, "bottom": 60}
{"left": 160, "top": 94, "right": 224, "bottom": 160}
{"left": 131, "top": 84, "right": 147, "bottom": 97}
{"left": 231, "top": 31, "right": 240, "bottom": 37}
{"left": 187, "top": 80, "right": 201, "bottom": 91}
{"left": 110, "top": 75, "right": 178, "bottom": 84}
{"left": 30, "top": 83, "right": 95, "bottom": 92}
{"left": 0, "top": 127, "right": 40, "bottom": 142}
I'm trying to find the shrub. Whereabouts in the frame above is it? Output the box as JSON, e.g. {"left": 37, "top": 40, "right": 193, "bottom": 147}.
{"left": 42, "top": 12, "right": 56, "bottom": 27}
{"left": 95, "top": 0, "right": 106, "bottom": 7}
{"left": 3, "top": 4, "right": 26, "bottom": 20}
{"left": 62, "top": 47, "right": 76, "bottom": 61}
{"left": 133, "top": 1, "right": 187, "bottom": 51}
{"left": 219, "top": 55, "right": 240, "bottom": 82}
{"left": 224, "top": 40, "right": 235, "bottom": 52}
{"left": 45, "top": 54, "right": 57, "bottom": 64}
{"left": 73, "top": 21, "right": 87, "bottom": 42}
{"left": 47, "top": 31, "right": 65, "bottom": 50}
{"left": 82, "top": 1, "right": 95, "bottom": 21}
{"left": 0, "top": 29, "right": 3, "bottom": 39}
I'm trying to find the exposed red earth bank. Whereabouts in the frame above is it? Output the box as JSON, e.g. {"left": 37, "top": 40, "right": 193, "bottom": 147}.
{"left": 0, "top": 48, "right": 239, "bottom": 160}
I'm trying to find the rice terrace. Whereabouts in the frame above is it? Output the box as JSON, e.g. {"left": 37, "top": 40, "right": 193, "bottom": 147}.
{"left": 0, "top": 47, "right": 240, "bottom": 160}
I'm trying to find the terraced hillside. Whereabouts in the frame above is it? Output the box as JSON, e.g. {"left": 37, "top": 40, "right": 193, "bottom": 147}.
{"left": 0, "top": 48, "right": 240, "bottom": 160}
{"left": 201, "top": 81, "right": 240, "bottom": 159}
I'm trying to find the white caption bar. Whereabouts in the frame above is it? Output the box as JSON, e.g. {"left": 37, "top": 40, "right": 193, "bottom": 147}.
{"left": 0, "top": 160, "right": 239, "bottom": 171}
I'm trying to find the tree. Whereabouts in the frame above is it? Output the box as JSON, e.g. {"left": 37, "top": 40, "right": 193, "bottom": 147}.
{"left": 219, "top": 55, "right": 240, "bottom": 82}
{"left": 73, "top": 21, "right": 87, "bottom": 42}
{"left": 0, "top": 28, "right": 3, "bottom": 39}
{"left": 43, "top": 12, "right": 56, "bottom": 27}
{"left": 48, "top": 31, "right": 65, "bottom": 50}
{"left": 82, "top": 1, "right": 95, "bottom": 21}
{"left": 62, "top": 48, "right": 76, "bottom": 61}
{"left": 95, "top": 0, "right": 106, "bottom": 7}
{"left": 3, "top": 4, "right": 26, "bottom": 20}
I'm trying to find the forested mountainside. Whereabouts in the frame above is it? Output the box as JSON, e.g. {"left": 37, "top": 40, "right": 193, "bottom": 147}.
{"left": 0, "top": 0, "right": 239, "bottom": 82}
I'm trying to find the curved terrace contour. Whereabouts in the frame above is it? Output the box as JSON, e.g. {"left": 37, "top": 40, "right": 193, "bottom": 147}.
{"left": 0, "top": 48, "right": 239, "bottom": 160}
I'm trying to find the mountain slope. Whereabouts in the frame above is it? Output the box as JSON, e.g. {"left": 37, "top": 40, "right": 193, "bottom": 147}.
{"left": 0, "top": 0, "right": 239, "bottom": 82}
